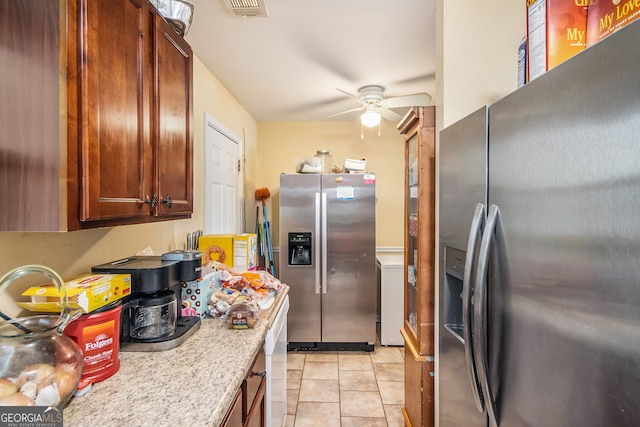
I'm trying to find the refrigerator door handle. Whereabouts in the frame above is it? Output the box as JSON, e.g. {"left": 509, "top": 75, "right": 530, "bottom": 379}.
{"left": 315, "top": 192, "right": 321, "bottom": 294}
{"left": 321, "top": 192, "right": 328, "bottom": 294}
{"left": 474, "top": 204, "right": 500, "bottom": 427}
{"left": 463, "top": 202, "right": 486, "bottom": 413}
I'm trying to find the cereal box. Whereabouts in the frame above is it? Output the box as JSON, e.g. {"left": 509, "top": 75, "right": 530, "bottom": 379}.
{"left": 527, "top": 0, "right": 588, "bottom": 80}
{"left": 198, "top": 234, "right": 234, "bottom": 266}
{"left": 18, "top": 274, "right": 131, "bottom": 313}
{"left": 234, "top": 233, "right": 257, "bottom": 271}
{"left": 586, "top": 0, "right": 640, "bottom": 47}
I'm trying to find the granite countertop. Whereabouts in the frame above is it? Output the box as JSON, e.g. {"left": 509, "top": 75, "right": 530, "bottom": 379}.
{"left": 64, "top": 285, "right": 289, "bottom": 427}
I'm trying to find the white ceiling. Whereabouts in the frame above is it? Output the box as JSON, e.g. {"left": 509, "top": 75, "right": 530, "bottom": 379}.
{"left": 184, "top": 0, "right": 437, "bottom": 123}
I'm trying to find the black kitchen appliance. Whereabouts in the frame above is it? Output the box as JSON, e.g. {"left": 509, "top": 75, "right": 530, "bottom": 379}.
{"left": 92, "top": 250, "right": 203, "bottom": 351}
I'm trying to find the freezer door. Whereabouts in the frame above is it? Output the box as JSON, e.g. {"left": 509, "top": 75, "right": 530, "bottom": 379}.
{"left": 438, "top": 106, "right": 488, "bottom": 427}
{"left": 485, "top": 22, "right": 640, "bottom": 427}
{"left": 321, "top": 174, "right": 376, "bottom": 343}
{"left": 279, "top": 174, "right": 322, "bottom": 343}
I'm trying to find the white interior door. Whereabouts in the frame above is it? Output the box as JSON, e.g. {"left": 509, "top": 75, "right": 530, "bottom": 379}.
{"left": 204, "top": 113, "right": 243, "bottom": 234}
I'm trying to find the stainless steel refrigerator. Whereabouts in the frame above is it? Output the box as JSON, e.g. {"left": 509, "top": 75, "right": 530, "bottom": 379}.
{"left": 279, "top": 173, "right": 376, "bottom": 350}
{"left": 439, "top": 21, "right": 640, "bottom": 427}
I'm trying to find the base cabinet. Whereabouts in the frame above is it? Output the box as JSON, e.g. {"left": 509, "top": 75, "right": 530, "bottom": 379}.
{"left": 222, "top": 347, "right": 266, "bottom": 427}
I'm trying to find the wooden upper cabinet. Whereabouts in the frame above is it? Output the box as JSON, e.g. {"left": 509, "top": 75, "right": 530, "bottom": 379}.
{"left": 154, "top": 13, "right": 193, "bottom": 217}
{"left": 0, "top": 0, "right": 64, "bottom": 231}
{"left": 75, "top": 0, "right": 152, "bottom": 223}
{"left": 0, "top": 0, "right": 193, "bottom": 231}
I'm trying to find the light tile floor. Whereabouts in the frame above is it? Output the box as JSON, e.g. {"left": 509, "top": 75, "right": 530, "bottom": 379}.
{"left": 286, "top": 343, "right": 405, "bottom": 427}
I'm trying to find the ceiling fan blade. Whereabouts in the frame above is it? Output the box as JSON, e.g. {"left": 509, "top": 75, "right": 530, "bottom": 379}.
{"left": 378, "top": 107, "right": 403, "bottom": 121}
{"left": 326, "top": 105, "right": 366, "bottom": 118}
{"left": 336, "top": 88, "right": 363, "bottom": 103}
{"left": 380, "top": 92, "right": 432, "bottom": 108}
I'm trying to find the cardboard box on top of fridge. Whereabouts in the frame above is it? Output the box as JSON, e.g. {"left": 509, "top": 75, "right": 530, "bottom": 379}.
{"left": 17, "top": 273, "right": 131, "bottom": 314}
{"left": 586, "top": 0, "right": 640, "bottom": 47}
{"left": 527, "top": 0, "right": 588, "bottom": 81}
{"left": 199, "top": 234, "right": 234, "bottom": 266}
{"left": 234, "top": 233, "right": 257, "bottom": 271}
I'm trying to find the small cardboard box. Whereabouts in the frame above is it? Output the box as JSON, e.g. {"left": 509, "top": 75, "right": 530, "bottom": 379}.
{"left": 586, "top": 0, "right": 640, "bottom": 47}
{"left": 234, "top": 233, "right": 257, "bottom": 271}
{"left": 527, "top": 0, "right": 588, "bottom": 81}
{"left": 18, "top": 274, "right": 131, "bottom": 314}
{"left": 199, "top": 234, "right": 235, "bottom": 266}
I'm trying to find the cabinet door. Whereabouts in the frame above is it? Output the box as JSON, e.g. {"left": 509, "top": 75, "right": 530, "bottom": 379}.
{"left": 153, "top": 14, "right": 193, "bottom": 216}
{"left": 221, "top": 388, "right": 243, "bottom": 427}
{"left": 400, "top": 107, "right": 436, "bottom": 356}
{"left": 403, "top": 346, "right": 423, "bottom": 427}
{"left": 245, "top": 388, "right": 265, "bottom": 427}
{"left": 405, "top": 131, "right": 420, "bottom": 345}
{"left": 244, "top": 350, "right": 266, "bottom": 426}
{"left": 0, "top": 0, "right": 62, "bottom": 231}
{"left": 76, "top": 0, "right": 153, "bottom": 222}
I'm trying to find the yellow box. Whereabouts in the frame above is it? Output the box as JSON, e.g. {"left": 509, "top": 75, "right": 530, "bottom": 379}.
{"left": 199, "top": 234, "right": 235, "bottom": 266}
{"left": 234, "top": 233, "right": 257, "bottom": 271}
{"left": 17, "top": 273, "right": 131, "bottom": 314}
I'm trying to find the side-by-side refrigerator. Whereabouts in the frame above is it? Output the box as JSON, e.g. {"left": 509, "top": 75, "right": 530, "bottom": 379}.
{"left": 279, "top": 173, "right": 376, "bottom": 349}
{"left": 439, "top": 21, "right": 640, "bottom": 427}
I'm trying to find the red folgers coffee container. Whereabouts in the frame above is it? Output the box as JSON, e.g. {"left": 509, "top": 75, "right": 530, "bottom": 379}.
{"left": 64, "top": 301, "right": 122, "bottom": 386}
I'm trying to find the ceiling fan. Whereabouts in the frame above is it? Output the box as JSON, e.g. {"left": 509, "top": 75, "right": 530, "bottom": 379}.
{"left": 328, "top": 85, "right": 432, "bottom": 127}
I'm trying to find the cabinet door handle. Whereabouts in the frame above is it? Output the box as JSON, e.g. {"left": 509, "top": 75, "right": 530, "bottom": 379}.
{"left": 161, "top": 194, "right": 173, "bottom": 208}
{"left": 145, "top": 194, "right": 158, "bottom": 209}
{"left": 250, "top": 370, "right": 266, "bottom": 378}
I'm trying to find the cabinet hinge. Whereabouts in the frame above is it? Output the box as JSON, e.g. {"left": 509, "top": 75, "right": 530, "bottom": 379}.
{"left": 237, "top": 160, "right": 241, "bottom": 172}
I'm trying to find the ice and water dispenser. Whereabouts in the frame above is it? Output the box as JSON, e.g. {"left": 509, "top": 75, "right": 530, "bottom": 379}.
{"left": 288, "top": 232, "right": 312, "bottom": 266}
{"left": 443, "top": 246, "right": 466, "bottom": 341}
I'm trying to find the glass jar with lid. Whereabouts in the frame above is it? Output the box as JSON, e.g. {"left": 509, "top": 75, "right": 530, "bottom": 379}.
{"left": 314, "top": 150, "right": 333, "bottom": 174}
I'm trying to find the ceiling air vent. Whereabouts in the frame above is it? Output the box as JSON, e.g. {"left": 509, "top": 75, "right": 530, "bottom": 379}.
{"left": 223, "top": 0, "right": 268, "bottom": 17}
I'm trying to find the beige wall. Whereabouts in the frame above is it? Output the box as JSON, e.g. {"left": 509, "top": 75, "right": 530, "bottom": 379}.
{"left": 255, "top": 120, "right": 406, "bottom": 256}
{"left": 436, "top": 0, "right": 526, "bottom": 128}
{"left": 0, "top": 56, "right": 257, "bottom": 315}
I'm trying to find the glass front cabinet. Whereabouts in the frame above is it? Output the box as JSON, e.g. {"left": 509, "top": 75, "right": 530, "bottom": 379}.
{"left": 398, "top": 106, "right": 436, "bottom": 427}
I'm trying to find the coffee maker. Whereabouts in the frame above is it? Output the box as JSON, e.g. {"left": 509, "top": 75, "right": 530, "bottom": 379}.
{"left": 92, "top": 250, "right": 203, "bottom": 351}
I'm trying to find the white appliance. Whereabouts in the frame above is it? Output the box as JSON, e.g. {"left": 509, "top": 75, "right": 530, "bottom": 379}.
{"left": 264, "top": 295, "right": 289, "bottom": 427}
{"left": 376, "top": 255, "right": 404, "bottom": 346}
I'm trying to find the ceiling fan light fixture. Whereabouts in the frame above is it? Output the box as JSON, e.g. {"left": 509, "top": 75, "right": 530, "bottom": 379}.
{"left": 361, "top": 110, "right": 381, "bottom": 127}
